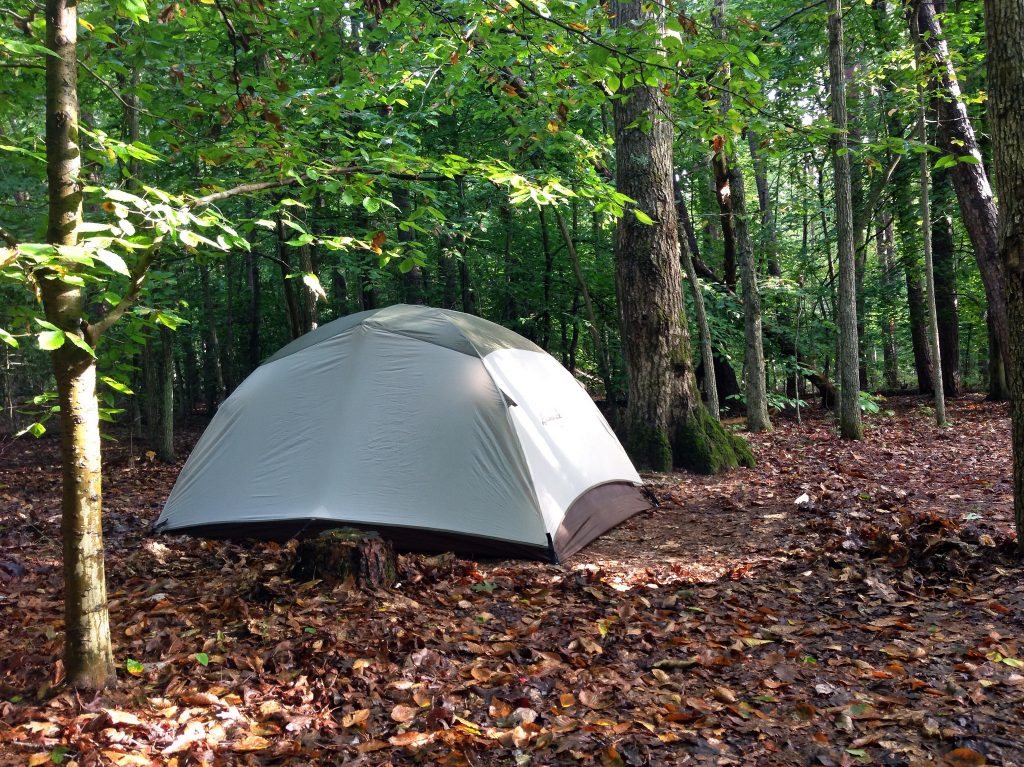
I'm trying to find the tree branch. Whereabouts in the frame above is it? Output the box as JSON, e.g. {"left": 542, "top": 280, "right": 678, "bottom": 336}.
{"left": 84, "top": 245, "right": 161, "bottom": 344}
{"left": 190, "top": 166, "right": 448, "bottom": 208}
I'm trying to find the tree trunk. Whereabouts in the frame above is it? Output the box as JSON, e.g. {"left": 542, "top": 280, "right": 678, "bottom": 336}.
{"left": 676, "top": 180, "right": 719, "bottom": 420}
{"left": 199, "top": 262, "right": 226, "bottom": 413}
{"left": 828, "top": 0, "right": 864, "bottom": 440}
{"left": 729, "top": 159, "right": 772, "bottom": 432}
{"left": 932, "top": 168, "right": 961, "bottom": 397}
{"left": 156, "top": 325, "right": 175, "bottom": 462}
{"left": 275, "top": 216, "right": 302, "bottom": 340}
{"left": 906, "top": 267, "right": 935, "bottom": 393}
{"left": 611, "top": 0, "right": 752, "bottom": 474}
{"left": 392, "top": 187, "right": 424, "bottom": 304}
{"left": 538, "top": 206, "right": 554, "bottom": 350}
{"left": 910, "top": 0, "right": 1008, "bottom": 369}
{"left": 877, "top": 213, "right": 900, "bottom": 390}
{"left": 245, "top": 247, "right": 261, "bottom": 370}
{"left": 917, "top": 76, "right": 946, "bottom": 425}
{"left": 987, "top": 312, "right": 1009, "bottom": 400}
{"left": 747, "top": 130, "right": 781, "bottom": 277}
{"left": 983, "top": 0, "right": 1024, "bottom": 550}
{"left": 43, "top": 0, "right": 115, "bottom": 690}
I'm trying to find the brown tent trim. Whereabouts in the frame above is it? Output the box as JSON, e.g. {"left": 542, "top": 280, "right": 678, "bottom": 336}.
{"left": 553, "top": 482, "right": 650, "bottom": 561}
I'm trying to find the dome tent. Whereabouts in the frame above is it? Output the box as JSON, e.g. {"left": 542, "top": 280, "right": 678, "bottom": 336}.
{"left": 154, "top": 304, "right": 648, "bottom": 561}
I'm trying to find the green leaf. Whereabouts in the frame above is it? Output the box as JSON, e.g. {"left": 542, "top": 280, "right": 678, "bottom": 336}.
{"left": 94, "top": 249, "right": 130, "bottom": 276}
{"left": 37, "top": 329, "right": 66, "bottom": 351}
{"left": 195, "top": 652, "right": 210, "bottom": 667}
{"left": 633, "top": 209, "right": 654, "bottom": 225}
{"left": 958, "top": 154, "right": 981, "bottom": 165}
{"left": 101, "top": 376, "right": 134, "bottom": 395}
{"left": 0, "top": 328, "right": 18, "bottom": 348}
{"left": 125, "top": 658, "right": 145, "bottom": 676}
{"left": 362, "top": 196, "right": 382, "bottom": 214}
{"left": 746, "top": 50, "right": 760, "bottom": 66}
{"left": 49, "top": 745, "right": 70, "bottom": 765}
{"left": 65, "top": 333, "right": 97, "bottom": 358}
{"left": 1, "top": 39, "right": 61, "bottom": 58}
{"left": 15, "top": 422, "right": 46, "bottom": 438}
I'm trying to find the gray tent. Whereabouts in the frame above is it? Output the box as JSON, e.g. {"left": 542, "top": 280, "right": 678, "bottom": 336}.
{"left": 155, "top": 305, "right": 648, "bottom": 561}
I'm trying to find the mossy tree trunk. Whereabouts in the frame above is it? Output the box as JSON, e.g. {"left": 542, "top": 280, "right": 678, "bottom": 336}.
{"left": 44, "top": 0, "right": 115, "bottom": 691}
{"left": 610, "top": 0, "right": 753, "bottom": 474}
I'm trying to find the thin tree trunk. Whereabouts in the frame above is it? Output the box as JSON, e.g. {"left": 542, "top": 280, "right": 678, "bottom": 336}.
{"left": 747, "top": 129, "right": 781, "bottom": 277}
{"left": 877, "top": 213, "right": 900, "bottom": 390}
{"left": 729, "top": 159, "right": 772, "bottom": 432}
{"left": 538, "top": 206, "right": 554, "bottom": 350}
{"left": 199, "top": 263, "right": 226, "bottom": 413}
{"left": 42, "top": 0, "right": 114, "bottom": 690}
{"left": 932, "top": 168, "right": 961, "bottom": 397}
{"left": 917, "top": 77, "right": 946, "bottom": 424}
{"left": 828, "top": 0, "right": 864, "bottom": 439}
{"left": 275, "top": 217, "right": 302, "bottom": 340}
{"left": 552, "top": 207, "right": 613, "bottom": 399}
{"left": 392, "top": 187, "right": 424, "bottom": 304}
{"left": 611, "top": 0, "right": 751, "bottom": 473}
{"left": 245, "top": 247, "right": 261, "bottom": 370}
{"left": 681, "top": 230, "right": 719, "bottom": 421}
{"left": 156, "top": 325, "right": 175, "bottom": 462}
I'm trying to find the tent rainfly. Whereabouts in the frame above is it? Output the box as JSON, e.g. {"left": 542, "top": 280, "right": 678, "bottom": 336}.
{"left": 154, "top": 305, "right": 648, "bottom": 561}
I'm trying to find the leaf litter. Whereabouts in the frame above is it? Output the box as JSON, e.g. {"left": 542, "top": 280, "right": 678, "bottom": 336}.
{"left": 0, "top": 394, "right": 1021, "bottom": 766}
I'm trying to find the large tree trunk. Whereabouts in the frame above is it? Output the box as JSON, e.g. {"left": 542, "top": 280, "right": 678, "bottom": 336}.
{"left": 43, "top": 0, "right": 115, "bottom": 691}
{"left": 910, "top": 0, "right": 1008, "bottom": 370}
{"left": 983, "top": 0, "right": 1024, "bottom": 551}
{"left": 828, "top": 0, "right": 864, "bottom": 440}
{"left": 611, "top": 0, "right": 752, "bottom": 474}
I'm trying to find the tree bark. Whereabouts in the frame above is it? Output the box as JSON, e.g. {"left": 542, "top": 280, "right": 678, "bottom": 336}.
{"left": 156, "top": 325, "right": 175, "bottom": 462}
{"left": 199, "top": 262, "right": 226, "bottom": 413}
{"left": 611, "top": 0, "right": 752, "bottom": 473}
{"left": 275, "top": 216, "right": 302, "bottom": 340}
{"left": 983, "top": 0, "right": 1024, "bottom": 550}
{"left": 676, "top": 180, "right": 719, "bottom": 420}
{"left": 747, "top": 129, "right": 781, "bottom": 278}
{"left": 43, "top": 0, "right": 115, "bottom": 690}
{"left": 932, "top": 168, "right": 961, "bottom": 397}
{"left": 245, "top": 246, "right": 262, "bottom": 370}
{"left": 917, "top": 77, "right": 947, "bottom": 424}
{"left": 729, "top": 159, "right": 772, "bottom": 432}
{"left": 392, "top": 187, "right": 424, "bottom": 304}
{"left": 828, "top": 0, "right": 864, "bottom": 440}
{"left": 910, "top": 0, "right": 1008, "bottom": 370}
{"left": 877, "top": 213, "right": 901, "bottom": 390}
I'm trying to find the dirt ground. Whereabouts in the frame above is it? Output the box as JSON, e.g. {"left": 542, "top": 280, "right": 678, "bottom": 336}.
{"left": 1, "top": 395, "right": 1022, "bottom": 766}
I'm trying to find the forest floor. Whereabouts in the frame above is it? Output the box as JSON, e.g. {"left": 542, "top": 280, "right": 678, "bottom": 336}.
{"left": 1, "top": 394, "right": 1022, "bottom": 766}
